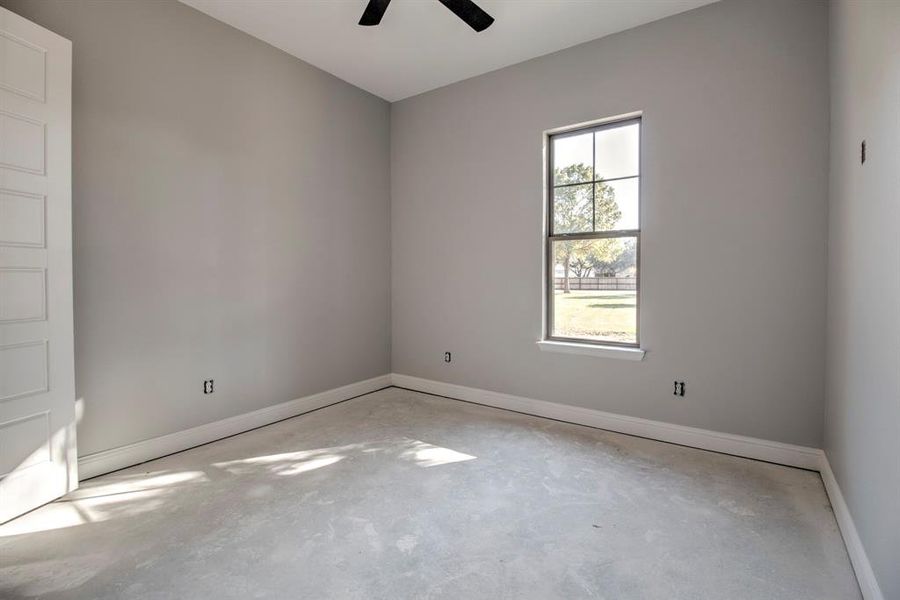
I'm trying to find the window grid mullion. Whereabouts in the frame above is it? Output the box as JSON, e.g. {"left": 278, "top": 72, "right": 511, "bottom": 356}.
{"left": 591, "top": 131, "right": 596, "bottom": 232}
{"left": 549, "top": 230, "right": 640, "bottom": 241}
{"left": 552, "top": 174, "right": 639, "bottom": 190}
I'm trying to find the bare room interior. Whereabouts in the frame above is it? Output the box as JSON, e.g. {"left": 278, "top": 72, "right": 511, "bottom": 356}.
{"left": 0, "top": 0, "right": 897, "bottom": 598}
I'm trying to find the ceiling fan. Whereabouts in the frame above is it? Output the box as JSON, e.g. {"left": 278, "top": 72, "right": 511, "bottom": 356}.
{"left": 358, "top": 0, "right": 495, "bottom": 32}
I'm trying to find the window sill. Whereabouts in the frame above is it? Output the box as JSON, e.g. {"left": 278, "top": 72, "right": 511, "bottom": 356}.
{"left": 536, "top": 340, "right": 646, "bottom": 361}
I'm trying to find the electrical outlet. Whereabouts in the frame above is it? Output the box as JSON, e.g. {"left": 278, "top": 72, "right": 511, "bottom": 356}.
{"left": 673, "top": 381, "right": 685, "bottom": 397}
{"left": 203, "top": 379, "right": 214, "bottom": 394}
{"left": 444, "top": 352, "right": 452, "bottom": 363}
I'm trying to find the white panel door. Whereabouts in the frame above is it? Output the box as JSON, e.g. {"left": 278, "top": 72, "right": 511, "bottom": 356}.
{"left": 0, "top": 7, "right": 75, "bottom": 523}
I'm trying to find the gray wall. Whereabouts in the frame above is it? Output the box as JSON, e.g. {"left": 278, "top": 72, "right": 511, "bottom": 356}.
{"left": 825, "top": 1, "right": 900, "bottom": 597}
{"left": 391, "top": 0, "right": 829, "bottom": 447}
{"left": 0, "top": 0, "right": 392, "bottom": 456}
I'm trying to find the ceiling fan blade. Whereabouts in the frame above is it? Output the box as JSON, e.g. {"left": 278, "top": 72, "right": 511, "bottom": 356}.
{"left": 359, "top": 0, "right": 392, "bottom": 26}
{"left": 437, "top": 0, "right": 494, "bottom": 32}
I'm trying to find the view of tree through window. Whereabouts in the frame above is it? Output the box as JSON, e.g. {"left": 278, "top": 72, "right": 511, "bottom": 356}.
{"left": 547, "top": 118, "right": 640, "bottom": 346}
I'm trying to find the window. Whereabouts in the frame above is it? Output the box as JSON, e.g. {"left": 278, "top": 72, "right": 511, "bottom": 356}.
{"left": 546, "top": 117, "right": 640, "bottom": 347}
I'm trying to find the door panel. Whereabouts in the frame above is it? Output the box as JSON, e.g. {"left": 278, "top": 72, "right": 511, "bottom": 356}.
{"left": 0, "top": 410, "right": 50, "bottom": 476}
{"left": 0, "top": 189, "right": 45, "bottom": 247}
{"left": 0, "top": 6, "right": 74, "bottom": 524}
{"left": 0, "top": 267, "right": 47, "bottom": 321}
{"left": 0, "top": 28, "right": 46, "bottom": 101}
{"left": 0, "top": 340, "right": 48, "bottom": 401}
{"left": 0, "top": 110, "right": 45, "bottom": 174}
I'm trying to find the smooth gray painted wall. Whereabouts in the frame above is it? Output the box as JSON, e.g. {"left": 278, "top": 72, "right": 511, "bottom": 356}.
{"left": 391, "top": 0, "right": 829, "bottom": 447}
{"left": 0, "top": 0, "right": 391, "bottom": 456}
{"left": 825, "top": 1, "right": 900, "bottom": 597}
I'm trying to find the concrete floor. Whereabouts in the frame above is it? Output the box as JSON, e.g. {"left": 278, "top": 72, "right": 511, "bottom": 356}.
{"left": 0, "top": 388, "right": 859, "bottom": 599}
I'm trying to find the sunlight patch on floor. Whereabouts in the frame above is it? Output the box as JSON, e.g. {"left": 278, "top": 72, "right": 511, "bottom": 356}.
{"left": 0, "top": 436, "right": 477, "bottom": 539}
{"left": 0, "top": 470, "right": 209, "bottom": 538}
{"left": 401, "top": 440, "right": 476, "bottom": 467}
{"left": 212, "top": 439, "right": 476, "bottom": 474}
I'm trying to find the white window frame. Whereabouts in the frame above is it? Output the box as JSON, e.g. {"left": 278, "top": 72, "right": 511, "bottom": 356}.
{"left": 541, "top": 113, "right": 644, "bottom": 357}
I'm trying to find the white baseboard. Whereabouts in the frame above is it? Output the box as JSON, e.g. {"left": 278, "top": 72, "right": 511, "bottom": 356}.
{"left": 819, "top": 456, "right": 885, "bottom": 600}
{"left": 78, "top": 374, "right": 392, "bottom": 480}
{"left": 390, "top": 373, "right": 824, "bottom": 470}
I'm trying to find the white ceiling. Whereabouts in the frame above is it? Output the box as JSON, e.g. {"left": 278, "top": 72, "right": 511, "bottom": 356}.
{"left": 180, "top": 0, "right": 718, "bottom": 102}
